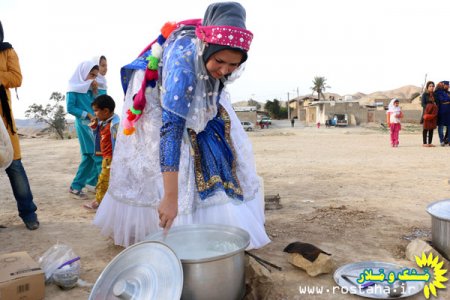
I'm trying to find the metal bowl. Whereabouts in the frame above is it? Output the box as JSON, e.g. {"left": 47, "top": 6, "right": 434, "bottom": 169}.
{"left": 146, "top": 224, "right": 250, "bottom": 300}
{"left": 427, "top": 199, "right": 450, "bottom": 259}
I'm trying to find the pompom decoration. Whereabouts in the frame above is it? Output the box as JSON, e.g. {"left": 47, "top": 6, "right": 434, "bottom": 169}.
{"left": 133, "top": 89, "right": 146, "bottom": 111}
{"left": 123, "top": 127, "right": 136, "bottom": 135}
{"left": 161, "top": 22, "right": 177, "bottom": 39}
{"left": 147, "top": 56, "right": 159, "bottom": 70}
{"left": 145, "top": 69, "right": 159, "bottom": 81}
{"left": 157, "top": 35, "right": 166, "bottom": 45}
{"left": 126, "top": 109, "right": 136, "bottom": 121}
{"left": 123, "top": 20, "right": 178, "bottom": 135}
{"left": 151, "top": 43, "right": 163, "bottom": 60}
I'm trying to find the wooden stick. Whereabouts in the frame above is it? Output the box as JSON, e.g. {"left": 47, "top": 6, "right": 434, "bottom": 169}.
{"left": 245, "top": 251, "right": 282, "bottom": 271}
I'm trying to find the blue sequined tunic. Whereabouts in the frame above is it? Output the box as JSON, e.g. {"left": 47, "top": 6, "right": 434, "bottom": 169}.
{"left": 160, "top": 105, "right": 243, "bottom": 201}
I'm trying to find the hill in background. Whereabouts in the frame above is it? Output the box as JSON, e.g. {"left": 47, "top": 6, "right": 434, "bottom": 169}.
{"left": 232, "top": 85, "right": 422, "bottom": 107}
{"left": 15, "top": 85, "right": 423, "bottom": 132}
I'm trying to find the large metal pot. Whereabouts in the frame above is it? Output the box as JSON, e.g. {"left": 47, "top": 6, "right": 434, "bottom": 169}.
{"left": 147, "top": 224, "right": 250, "bottom": 300}
{"left": 427, "top": 199, "right": 450, "bottom": 259}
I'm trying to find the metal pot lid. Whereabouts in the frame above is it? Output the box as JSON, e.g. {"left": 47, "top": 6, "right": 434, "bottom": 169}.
{"left": 427, "top": 199, "right": 450, "bottom": 220}
{"left": 89, "top": 241, "right": 183, "bottom": 300}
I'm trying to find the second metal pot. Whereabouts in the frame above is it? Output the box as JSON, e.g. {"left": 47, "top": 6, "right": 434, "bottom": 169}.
{"left": 427, "top": 199, "right": 450, "bottom": 259}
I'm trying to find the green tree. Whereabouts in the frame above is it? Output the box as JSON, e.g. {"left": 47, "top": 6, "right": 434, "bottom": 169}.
{"left": 311, "top": 76, "right": 330, "bottom": 100}
{"left": 264, "top": 99, "right": 288, "bottom": 119}
{"left": 25, "top": 92, "right": 67, "bottom": 139}
{"left": 264, "top": 99, "right": 280, "bottom": 117}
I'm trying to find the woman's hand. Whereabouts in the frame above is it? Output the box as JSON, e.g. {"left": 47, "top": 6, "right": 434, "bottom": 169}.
{"left": 87, "top": 113, "right": 96, "bottom": 121}
{"left": 158, "top": 194, "right": 178, "bottom": 233}
{"left": 159, "top": 171, "right": 179, "bottom": 233}
{"left": 88, "top": 118, "right": 98, "bottom": 128}
{"left": 91, "top": 80, "right": 99, "bottom": 95}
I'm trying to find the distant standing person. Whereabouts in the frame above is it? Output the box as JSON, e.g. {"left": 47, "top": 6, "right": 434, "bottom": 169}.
{"left": 0, "top": 21, "right": 39, "bottom": 230}
{"left": 421, "top": 81, "right": 435, "bottom": 124}
{"left": 386, "top": 98, "right": 403, "bottom": 147}
{"left": 422, "top": 83, "right": 438, "bottom": 147}
{"left": 291, "top": 118, "right": 295, "bottom": 127}
{"left": 435, "top": 81, "right": 450, "bottom": 146}
{"left": 90, "top": 55, "right": 108, "bottom": 190}
{"left": 66, "top": 61, "right": 102, "bottom": 199}
{"left": 92, "top": 55, "right": 108, "bottom": 94}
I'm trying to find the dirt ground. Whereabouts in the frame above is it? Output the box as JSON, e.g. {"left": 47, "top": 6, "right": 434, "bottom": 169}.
{"left": 1, "top": 121, "right": 449, "bottom": 300}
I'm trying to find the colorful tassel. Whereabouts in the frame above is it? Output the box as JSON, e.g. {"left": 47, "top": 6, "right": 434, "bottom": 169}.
{"left": 145, "top": 69, "right": 159, "bottom": 81}
{"left": 161, "top": 21, "right": 177, "bottom": 39}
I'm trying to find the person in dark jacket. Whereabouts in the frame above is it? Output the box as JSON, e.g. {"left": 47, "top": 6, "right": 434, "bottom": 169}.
{"left": 421, "top": 81, "right": 435, "bottom": 123}
{"left": 435, "top": 81, "right": 450, "bottom": 146}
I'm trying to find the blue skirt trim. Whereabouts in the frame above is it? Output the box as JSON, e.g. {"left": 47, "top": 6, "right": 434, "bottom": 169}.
{"left": 188, "top": 106, "right": 243, "bottom": 201}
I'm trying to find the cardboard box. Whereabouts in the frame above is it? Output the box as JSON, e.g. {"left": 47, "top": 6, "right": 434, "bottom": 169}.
{"left": 0, "top": 251, "right": 45, "bottom": 300}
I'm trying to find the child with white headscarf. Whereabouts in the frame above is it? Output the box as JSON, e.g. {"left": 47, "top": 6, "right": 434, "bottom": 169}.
{"left": 66, "top": 61, "right": 103, "bottom": 198}
{"left": 386, "top": 98, "right": 403, "bottom": 147}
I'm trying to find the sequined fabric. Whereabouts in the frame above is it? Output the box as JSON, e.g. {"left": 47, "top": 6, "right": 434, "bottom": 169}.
{"left": 160, "top": 109, "right": 185, "bottom": 172}
{"left": 188, "top": 106, "right": 243, "bottom": 200}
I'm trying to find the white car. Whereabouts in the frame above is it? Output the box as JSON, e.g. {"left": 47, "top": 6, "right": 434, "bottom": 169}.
{"left": 241, "top": 121, "right": 254, "bottom": 131}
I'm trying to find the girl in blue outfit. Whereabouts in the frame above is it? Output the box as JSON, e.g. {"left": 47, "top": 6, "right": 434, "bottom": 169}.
{"left": 66, "top": 61, "right": 104, "bottom": 198}
{"left": 94, "top": 2, "right": 270, "bottom": 249}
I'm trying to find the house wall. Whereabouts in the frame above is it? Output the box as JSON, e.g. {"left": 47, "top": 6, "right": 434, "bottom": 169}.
{"left": 296, "top": 106, "right": 306, "bottom": 121}
{"left": 300, "top": 101, "right": 422, "bottom": 125}
{"left": 373, "top": 109, "right": 422, "bottom": 124}
{"left": 319, "top": 102, "right": 366, "bottom": 125}
{"left": 235, "top": 111, "right": 257, "bottom": 124}
{"left": 306, "top": 107, "right": 317, "bottom": 123}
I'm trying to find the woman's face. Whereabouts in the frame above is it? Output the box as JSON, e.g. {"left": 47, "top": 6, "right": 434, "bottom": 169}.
{"left": 86, "top": 69, "right": 98, "bottom": 81}
{"left": 99, "top": 58, "right": 108, "bottom": 76}
{"left": 427, "top": 83, "right": 435, "bottom": 92}
{"left": 205, "top": 49, "right": 243, "bottom": 79}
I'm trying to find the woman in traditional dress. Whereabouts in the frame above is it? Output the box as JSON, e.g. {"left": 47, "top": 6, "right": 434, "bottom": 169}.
{"left": 94, "top": 2, "right": 270, "bottom": 249}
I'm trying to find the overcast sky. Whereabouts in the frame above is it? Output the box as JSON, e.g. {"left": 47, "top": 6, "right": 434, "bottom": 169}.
{"left": 2, "top": 0, "right": 449, "bottom": 118}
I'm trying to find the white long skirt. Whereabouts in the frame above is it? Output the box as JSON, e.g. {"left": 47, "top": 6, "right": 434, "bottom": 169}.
{"left": 93, "top": 71, "right": 270, "bottom": 249}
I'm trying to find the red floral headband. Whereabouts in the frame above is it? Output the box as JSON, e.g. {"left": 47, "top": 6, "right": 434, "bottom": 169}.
{"left": 195, "top": 25, "right": 253, "bottom": 52}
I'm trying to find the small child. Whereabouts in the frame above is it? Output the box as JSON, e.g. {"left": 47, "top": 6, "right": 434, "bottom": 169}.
{"left": 386, "top": 98, "right": 403, "bottom": 147}
{"left": 83, "top": 95, "right": 120, "bottom": 210}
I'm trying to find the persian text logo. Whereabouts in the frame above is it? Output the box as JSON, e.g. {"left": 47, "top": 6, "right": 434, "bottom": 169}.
{"left": 415, "top": 252, "right": 448, "bottom": 299}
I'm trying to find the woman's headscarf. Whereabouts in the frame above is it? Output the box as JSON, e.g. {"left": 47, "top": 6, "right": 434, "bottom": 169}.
{"left": 67, "top": 61, "right": 97, "bottom": 93}
{"left": 0, "top": 21, "right": 12, "bottom": 52}
{"left": 387, "top": 98, "right": 401, "bottom": 113}
{"left": 198, "top": 2, "right": 252, "bottom": 64}
{"left": 122, "top": 2, "right": 254, "bottom": 134}
{"left": 92, "top": 56, "right": 107, "bottom": 90}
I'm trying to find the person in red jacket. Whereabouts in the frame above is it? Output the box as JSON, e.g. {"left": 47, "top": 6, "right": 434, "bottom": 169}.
{"left": 422, "top": 82, "right": 438, "bottom": 147}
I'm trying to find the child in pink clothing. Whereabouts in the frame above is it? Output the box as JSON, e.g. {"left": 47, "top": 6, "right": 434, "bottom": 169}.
{"left": 386, "top": 98, "right": 403, "bottom": 147}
